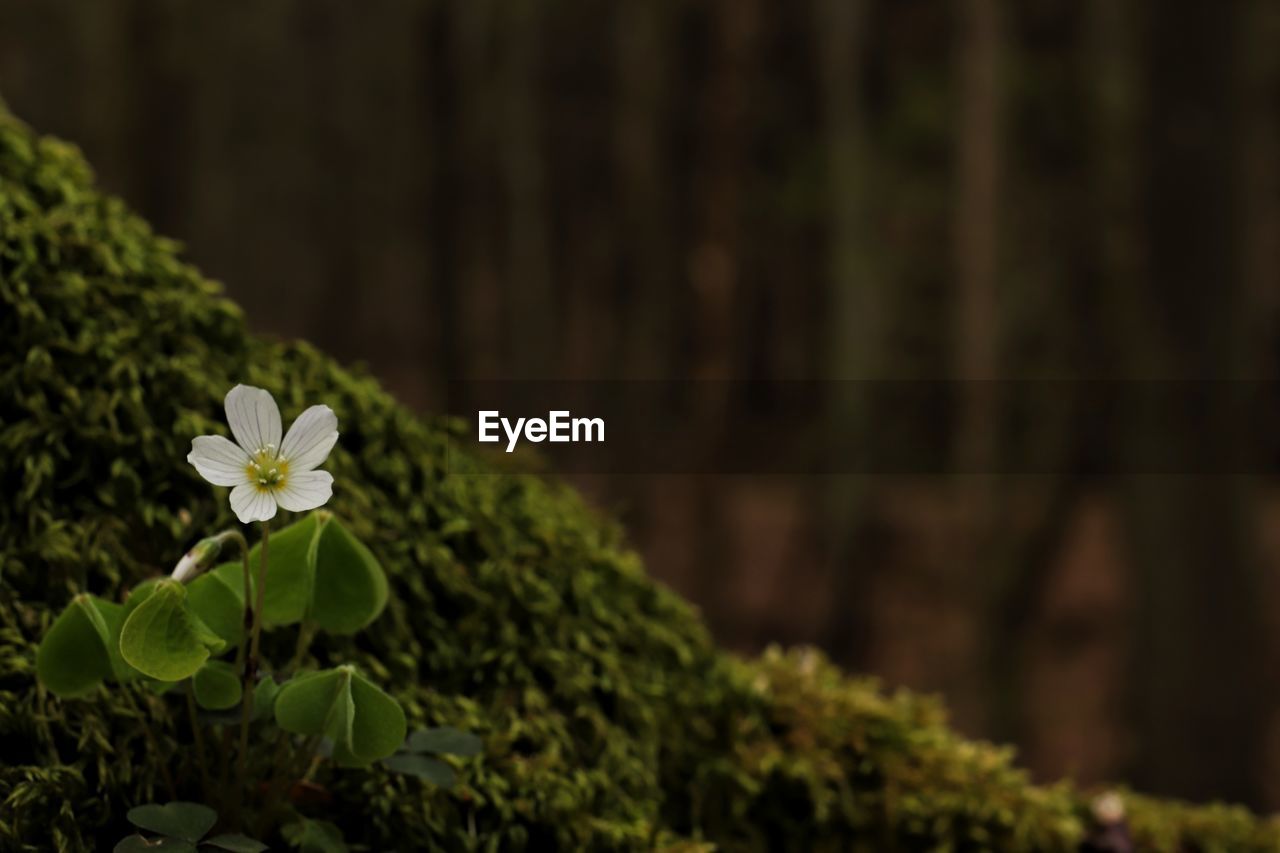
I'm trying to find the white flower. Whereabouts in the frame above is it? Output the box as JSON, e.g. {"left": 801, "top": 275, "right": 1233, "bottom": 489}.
{"left": 187, "top": 384, "right": 338, "bottom": 524}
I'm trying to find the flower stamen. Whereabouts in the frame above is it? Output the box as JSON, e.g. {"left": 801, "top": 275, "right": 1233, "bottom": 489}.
{"left": 245, "top": 447, "right": 289, "bottom": 493}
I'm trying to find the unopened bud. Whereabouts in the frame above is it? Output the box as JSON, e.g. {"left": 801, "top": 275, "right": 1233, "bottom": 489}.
{"left": 170, "top": 536, "right": 223, "bottom": 583}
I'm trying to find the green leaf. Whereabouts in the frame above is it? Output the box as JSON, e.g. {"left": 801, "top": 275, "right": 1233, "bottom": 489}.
{"left": 405, "top": 726, "right": 483, "bottom": 758}
{"left": 337, "top": 670, "right": 406, "bottom": 766}
{"left": 251, "top": 674, "right": 283, "bottom": 722}
{"left": 94, "top": 596, "right": 143, "bottom": 682}
{"left": 239, "top": 512, "right": 387, "bottom": 635}
{"left": 274, "top": 666, "right": 405, "bottom": 767}
{"left": 37, "top": 594, "right": 114, "bottom": 697}
{"left": 114, "top": 836, "right": 198, "bottom": 853}
{"left": 126, "top": 801, "right": 217, "bottom": 842}
{"left": 192, "top": 660, "right": 243, "bottom": 711}
{"left": 122, "top": 579, "right": 161, "bottom": 620}
{"left": 249, "top": 514, "right": 322, "bottom": 627}
{"left": 187, "top": 563, "right": 245, "bottom": 648}
{"left": 309, "top": 514, "right": 388, "bottom": 634}
{"left": 382, "top": 753, "right": 457, "bottom": 787}
{"left": 202, "top": 834, "right": 268, "bottom": 853}
{"left": 119, "top": 581, "right": 226, "bottom": 682}
{"left": 274, "top": 668, "right": 352, "bottom": 737}
{"left": 281, "top": 818, "right": 347, "bottom": 853}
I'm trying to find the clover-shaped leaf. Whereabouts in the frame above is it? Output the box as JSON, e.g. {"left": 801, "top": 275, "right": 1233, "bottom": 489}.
{"left": 116, "top": 802, "right": 264, "bottom": 853}
{"left": 339, "top": 668, "right": 406, "bottom": 765}
{"left": 186, "top": 563, "right": 246, "bottom": 648}
{"left": 273, "top": 669, "right": 350, "bottom": 737}
{"left": 309, "top": 514, "right": 388, "bottom": 634}
{"left": 251, "top": 674, "right": 284, "bottom": 722}
{"left": 251, "top": 513, "right": 322, "bottom": 627}
{"left": 382, "top": 753, "right": 457, "bottom": 787}
{"left": 94, "top": 596, "right": 145, "bottom": 683}
{"left": 405, "top": 727, "right": 483, "bottom": 758}
{"left": 37, "top": 594, "right": 115, "bottom": 697}
{"left": 192, "top": 660, "right": 243, "bottom": 711}
{"left": 203, "top": 834, "right": 269, "bottom": 853}
{"left": 114, "top": 836, "right": 196, "bottom": 853}
{"left": 384, "top": 726, "right": 479, "bottom": 786}
{"left": 120, "top": 580, "right": 226, "bottom": 682}
{"left": 282, "top": 818, "right": 347, "bottom": 853}
{"left": 122, "top": 579, "right": 160, "bottom": 619}
{"left": 274, "top": 665, "right": 405, "bottom": 766}
{"left": 247, "top": 512, "right": 387, "bottom": 634}
{"left": 126, "top": 802, "right": 217, "bottom": 843}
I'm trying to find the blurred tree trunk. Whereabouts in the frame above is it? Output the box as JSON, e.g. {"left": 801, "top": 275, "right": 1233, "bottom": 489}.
{"left": 451, "top": 0, "right": 503, "bottom": 381}
{"left": 305, "top": 4, "right": 358, "bottom": 356}
{"left": 952, "top": 0, "right": 1002, "bottom": 484}
{"left": 691, "top": 0, "right": 758, "bottom": 632}
{"left": 127, "top": 0, "right": 190, "bottom": 237}
{"left": 953, "top": 0, "right": 1004, "bottom": 734}
{"left": 501, "top": 0, "right": 553, "bottom": 379}
{"left": 983, "top": 1, "right": 1107, "bottom": 752}
{"left": 615, "top": 0, "right": 674, "bottom": 381}
{"left": 1239, "top": 0, "right": 1280, "bottom": 364}
{"left": 812, "top": 0, "right": 876, "bottom": 663}
{"left": 334, "top": 4, "right": 432, "bottom": 406}
{"left": 615, "top": 0, "right": 676, "bottom": 559}
{"left": 1121, "top": 0, "right": 1265, "bottom": 807}
{"left": 976, "top": 0, "right": 1143, "bottom": 774}
{"left": 689, "top": 0, "right": 754, "bottom": 387}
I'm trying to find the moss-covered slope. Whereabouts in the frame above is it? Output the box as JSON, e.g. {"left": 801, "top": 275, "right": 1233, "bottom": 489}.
{"left": 0, "top": 110, "right": 1276, "bottom": 851}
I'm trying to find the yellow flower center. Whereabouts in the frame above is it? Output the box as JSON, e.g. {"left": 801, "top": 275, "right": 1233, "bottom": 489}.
{"left": 246, "top": 446, "right": 289, "bottom": 493}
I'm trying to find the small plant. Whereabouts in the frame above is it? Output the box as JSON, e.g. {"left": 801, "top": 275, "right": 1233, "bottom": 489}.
{"left": 37, "top": 385, "right": 479, "bottom": 847}
{"left": 115, "top": 802, "right": 265, "bottom": 852}
{"left": 381, "top": 726, "right": 483, "bottom": 787}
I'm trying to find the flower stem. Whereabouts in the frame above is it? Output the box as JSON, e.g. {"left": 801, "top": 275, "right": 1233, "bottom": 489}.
{"left": 233, "top": 522, "right": 269, "bottom": 829}
{"left": 252, "top": 522, "right": 270, "bottom": 663}
{"left": 184, "top": 680, "right": 212, "bottom": 804}
{"left": 211, "top": 530, "right": 250, "bottom": 799}
{"left": 123, "top": 687, "right": 177, "bottom": 801}
{"left": 260, "top": 729, "right": 293, "bottom": 794}
{"left": 252, "top": 733, "right": 322, "bottom": 839}
{"left": 286, "top": 621, "right": 315, "bottom": 674}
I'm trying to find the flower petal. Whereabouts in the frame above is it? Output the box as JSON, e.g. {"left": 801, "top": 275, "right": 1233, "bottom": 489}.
{"left": 225, "top": 384, "right": 282, "bottom": 454}
{"left": 280, "top": 405, "right": 339, "bottom": 472}
{"left": 188, "top": 435, "right": 252, "bottom": 487}
{"left": 230, "top": 483, "right": 278, "bottom": 524}
{"left": 275, "top": 470, "right": 334, "bottom": 513}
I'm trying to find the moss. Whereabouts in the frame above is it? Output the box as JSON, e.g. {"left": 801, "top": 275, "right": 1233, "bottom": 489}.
{"left": 0, "top": 108, "right": 1277, "bottom": 851}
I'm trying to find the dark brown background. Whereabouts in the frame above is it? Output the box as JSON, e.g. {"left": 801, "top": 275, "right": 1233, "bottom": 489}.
{"left": 3, "top": 0, "right": 1280, "bottom": 809}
